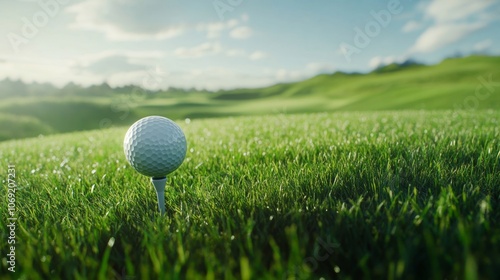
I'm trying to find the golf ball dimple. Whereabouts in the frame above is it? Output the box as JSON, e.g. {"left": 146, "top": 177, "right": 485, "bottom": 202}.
{"left": 124, "top": 116, "right": 187, "bottom": 178}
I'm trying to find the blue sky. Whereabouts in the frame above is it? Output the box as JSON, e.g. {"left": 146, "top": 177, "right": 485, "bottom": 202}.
{"left": 0, "top": 0, "right": 499, "bottom": 90}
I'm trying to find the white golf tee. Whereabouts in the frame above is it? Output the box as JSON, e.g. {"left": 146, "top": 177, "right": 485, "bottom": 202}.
{"left": 151, "top": 177, "right": 167, "bottom": 215}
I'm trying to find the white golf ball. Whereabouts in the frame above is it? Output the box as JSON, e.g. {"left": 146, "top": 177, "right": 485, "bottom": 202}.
{"left": 124, "top": 116, "right": 187, "bottom": 178}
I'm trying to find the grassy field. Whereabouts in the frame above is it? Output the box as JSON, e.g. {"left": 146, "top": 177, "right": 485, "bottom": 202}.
{"left": 0, "top": 55, "right": 499, "bottom": 141}
{"left": 1, "top": 111, "right": 499, "bottom": 279}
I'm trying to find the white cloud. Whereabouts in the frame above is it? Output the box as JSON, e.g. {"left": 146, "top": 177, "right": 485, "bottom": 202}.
{"left": 198, "top": 22, "right": 226, "bottom": 39}
{"left": 473, "top": 39, "right": 493, "bottom": 52}
{"left": 410, "top": 23, "right": 485, "bottom": 53}
{"left": 197, "top": 19, "right": 239, "bottom": 39}
{"left": 174, "top": 42, "right": 222, "bottom": 58}
{"left": 230, "top": 26, "right": 253, "bottom": 39}
{"left": 424, "top": 0, "right": 495, "bottom": 23}
{"left": 409, "top": 0, "right": 497, "bottom": 53}
{"left": 249, "top": 51, "right": 267, "bottom": 60}
{"left": 65, "top": 0, "right": 254, "bottom": 42}
{"left": 402, "top": 21, "right": 422, "bottom": 33}
{"left": 65, "top": 0, "right": 186, "bottom": 41}
{"left": 195, "top": 13, "right": 251, "bottom": 39}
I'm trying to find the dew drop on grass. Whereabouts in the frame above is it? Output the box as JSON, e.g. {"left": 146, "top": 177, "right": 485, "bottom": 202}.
{"left": 60, "top": 159, "right": 68, "bottom": 168}
{"left": 413, "top": 215, "right": 422, "bottom": 226}
{"left": 107, "top": 237, "right": 115, "bottom": 247}
{"left": 480, "top": 200, "right": 490, "bottom": 214}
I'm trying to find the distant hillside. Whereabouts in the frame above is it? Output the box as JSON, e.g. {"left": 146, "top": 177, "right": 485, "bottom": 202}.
{"left": 215, "top": 55, "right": 498, "bottom": 111}
{"left": 373, "top": 59, "right": 424, "bottom": 73}
{"left": 0, "top": 55, "right": 498, "bottom": 141}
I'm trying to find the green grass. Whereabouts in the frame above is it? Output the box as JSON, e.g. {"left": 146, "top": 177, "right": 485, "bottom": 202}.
{"left": 1, "top": 111, "right": 499, "bottom": 279}
{"left": 1, "top": 55, "right": 499, "bottom": 141}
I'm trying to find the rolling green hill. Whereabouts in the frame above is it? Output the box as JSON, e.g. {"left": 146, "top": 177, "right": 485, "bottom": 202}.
{"left": 0, "top": 55, "right": 498, "bottom": 141}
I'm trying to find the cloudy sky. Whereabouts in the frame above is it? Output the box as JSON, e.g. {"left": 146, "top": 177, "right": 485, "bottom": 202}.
{"left": 0, "top": 0, "right": 499, "bottom": 90}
